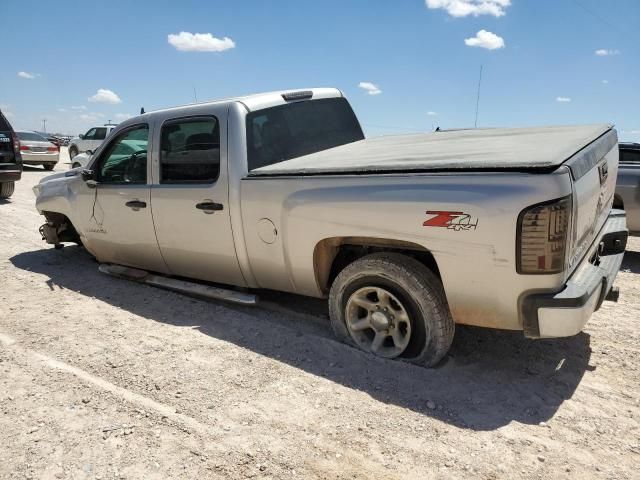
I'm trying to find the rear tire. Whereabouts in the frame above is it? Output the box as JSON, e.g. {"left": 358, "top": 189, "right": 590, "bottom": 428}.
{"left": 69, "top": 146, "right": 78, "bottom": 159}
{"left": 72, "top": 162, "right": 81, "bottom": 169}
{"left": 329, "top": 252, "right": 454, "bottom": 367}
{"left": 43, "top": 164, "right": 55, "bottom": 171}
{"left": 0, "top": 181, "right": 15, "bottom": 199}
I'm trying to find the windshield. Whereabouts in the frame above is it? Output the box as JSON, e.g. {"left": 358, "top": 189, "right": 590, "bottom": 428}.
{"left": 17, "top": 131, "right": 47, "bottom": 142}
{"left": 246, "top": 97, "right": 364, "bottom": 171}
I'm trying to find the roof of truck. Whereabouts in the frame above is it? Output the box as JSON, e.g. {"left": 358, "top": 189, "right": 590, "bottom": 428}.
{"left": 141, "top": 88, "right": 342, "bottom": 117}
{"left": 249, "top": 124, "right": 615, "bottom": 176}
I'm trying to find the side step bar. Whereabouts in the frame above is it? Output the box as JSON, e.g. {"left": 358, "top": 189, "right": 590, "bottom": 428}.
{"left": 98, "top": 264, "right": 258, "bottom": 305}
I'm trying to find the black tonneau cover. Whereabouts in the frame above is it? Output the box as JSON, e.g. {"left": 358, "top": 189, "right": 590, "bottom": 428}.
{"left": 249, "top": 124, "right": 613, "bottom": 176}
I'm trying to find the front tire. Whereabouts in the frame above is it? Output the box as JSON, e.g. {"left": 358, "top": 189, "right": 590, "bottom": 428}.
{"left": 329, "top": 252, "right": 454, "bottom": 367}
{"left": 69, "top": 146, "right": 78, "bottom": 159}
{"left": 43, "top": 164, "right": 55, "bottom": 171}
{"left": 72, "top": 162, "right": 81, "bottom": 169}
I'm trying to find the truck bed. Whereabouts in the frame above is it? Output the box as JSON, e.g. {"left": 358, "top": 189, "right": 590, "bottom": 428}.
{"left": 249, "top": 124, "right": 612, "bottom": 176}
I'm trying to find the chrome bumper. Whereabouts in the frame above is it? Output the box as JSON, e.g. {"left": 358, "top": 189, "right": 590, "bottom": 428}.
{"left": 522, "top": 210, "right": 627, "bottom": 338}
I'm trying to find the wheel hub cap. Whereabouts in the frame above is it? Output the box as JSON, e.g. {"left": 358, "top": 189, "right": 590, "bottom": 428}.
{"left": 370, "top": 311, "right": 390, "bottom": 331}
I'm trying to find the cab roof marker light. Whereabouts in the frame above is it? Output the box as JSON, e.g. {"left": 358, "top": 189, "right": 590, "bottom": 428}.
{"left": 282, "top": 91, "right": 313, "bottom": 101}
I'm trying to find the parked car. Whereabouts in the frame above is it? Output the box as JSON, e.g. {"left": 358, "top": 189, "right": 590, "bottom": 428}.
{"left": 68, "top": 124, "right": 117, "bottom": 159}
{"left": 33, "top": 88, "right": 627, "bottom": 367}
{"left": 69, "top": 151, "right": 92, "bottom": 169}
{"left": 16, "top": 131, "right": 59, "bottom": 170}
{"left": 614, "top": 142, "right": 640, "bottom": 236}
{"left": 0, "top": 109, "right": 22, "bottom": 198}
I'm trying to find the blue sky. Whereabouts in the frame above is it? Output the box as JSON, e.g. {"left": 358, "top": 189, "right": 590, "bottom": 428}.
{"left": 1, "top": 0, "right": 638, "bottom": 141}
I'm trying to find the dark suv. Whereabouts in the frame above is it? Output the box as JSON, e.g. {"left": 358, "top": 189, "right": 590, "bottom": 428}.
{"left": 0, "top": 109, "right": 22, "bottom": 198}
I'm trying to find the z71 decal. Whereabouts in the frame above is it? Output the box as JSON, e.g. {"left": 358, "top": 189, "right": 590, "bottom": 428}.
{"left": 423, "top": 211, "right": 478, "bottom": 231}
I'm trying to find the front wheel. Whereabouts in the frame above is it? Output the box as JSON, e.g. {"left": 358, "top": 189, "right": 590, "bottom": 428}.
{"left": 69, "top": 146, "right": 78, "bottom": 159}
{"left": 72, "top": 162, "right": 81, "bottom": 169}
{"left": 0, "top": 181, "right": 15, "bottom": 199}
{"left": 329, "top": 252, "right": 454, "bottom": 367}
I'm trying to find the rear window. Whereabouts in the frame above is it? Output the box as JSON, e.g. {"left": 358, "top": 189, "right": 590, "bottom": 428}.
{"left": 620, "top": 149, "right": 640, "bottom": 164}
{"left": 246, "top": 97, "right": 364, "bottom": 171}
{"left": 17, "top": 131, "right": 47, "bottom": 142}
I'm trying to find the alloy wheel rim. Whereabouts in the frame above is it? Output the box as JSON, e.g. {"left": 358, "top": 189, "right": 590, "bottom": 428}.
{"left": 345, "top": 286, "right": 412, "bottom": 358}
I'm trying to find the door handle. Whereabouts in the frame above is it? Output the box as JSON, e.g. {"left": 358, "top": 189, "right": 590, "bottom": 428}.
{"left": 125, "top": 200, "right": 147, "bottom": 209}
{"left": 196, "top": 201, "right": 224, "bottom": 212}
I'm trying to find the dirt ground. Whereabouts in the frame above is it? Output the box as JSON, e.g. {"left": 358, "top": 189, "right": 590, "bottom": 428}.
{"left": 1, "top": 149, "right": 639, "bottom": 479}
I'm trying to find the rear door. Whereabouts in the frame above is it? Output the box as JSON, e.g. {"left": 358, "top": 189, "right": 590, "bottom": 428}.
{"left": 150, "top": 109, "right": 246, "bottom": 286}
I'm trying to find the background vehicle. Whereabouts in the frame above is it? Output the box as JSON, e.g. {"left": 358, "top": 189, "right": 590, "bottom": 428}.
{"left": 34, "top": 88, "right": 627, "bottom": 367}
{"left": 0, "top": 109, "right": 22, "bottom": 198}
{"left": 614, "top": 142, "right": 640, "bottom": 236}
{"left": 69, "top": 151, "right": 92, "bottom": 169}
{"left": 16, "top": 131, "right": 59, "bottom": 170}
{"left": 68, "top": 124, "right": 117, "bottom": 159}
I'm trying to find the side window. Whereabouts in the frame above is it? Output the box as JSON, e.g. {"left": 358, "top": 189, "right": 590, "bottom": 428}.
{"left": 94, "top": 128, "right": 107, "bottom": 140}
{"left": 97, "top": 125, "right": 149, "bottom": 184}
{"left": 160, "top": 117, "right": 220, "bottom": 183}
{"left": 84, "top": 128, "right": 97, "bottom": 140}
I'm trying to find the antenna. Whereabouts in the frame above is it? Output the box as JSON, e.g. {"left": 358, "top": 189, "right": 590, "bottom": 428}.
{"left": 193, "top": 86, "right": 198, "bottom": 103}
{"left": 474, "top": 65, "right": 483, "bottom": 128}
{"left": 42, "top": 118, "right": 47, "bottom": 133}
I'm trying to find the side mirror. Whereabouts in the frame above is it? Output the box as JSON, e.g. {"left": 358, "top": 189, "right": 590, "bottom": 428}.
{"left": 85, "top": 150, "right": 93, "bottom": 155}
{"left": 79, "top": 134, "right": 84, "bottom": 139}
{"left": 81, "top": 169, "right": 98, "bottom": 188}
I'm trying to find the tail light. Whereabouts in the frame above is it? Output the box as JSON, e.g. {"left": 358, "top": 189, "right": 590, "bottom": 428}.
{"left": 20, "top": 145, "right": 29, "bottom": 151}
{"left": 47, "top": 146, "right": 59, "bottom": 152}
{"left": 11, "top": 132, "right": 20, "bottom": 154}
{"left": 517, "top": 196, "right": 572, "bottom": 274}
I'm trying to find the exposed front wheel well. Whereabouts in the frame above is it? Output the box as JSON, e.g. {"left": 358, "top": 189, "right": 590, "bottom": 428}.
{"left": 314, "top": 237, "right": 441, "bottom": 294}
{"left": 41, "top": 211, "right": 82, "bottom": 245}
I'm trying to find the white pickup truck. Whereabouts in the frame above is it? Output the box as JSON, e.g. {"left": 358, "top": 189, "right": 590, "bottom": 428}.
{"left": 33, "top": 88, "right": 628, "bottom": 366}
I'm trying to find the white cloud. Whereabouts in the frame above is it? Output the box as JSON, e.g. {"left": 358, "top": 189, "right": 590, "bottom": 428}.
{"left": 115, "top": 113, "right": 132, "bottom": 120}
{"left": 168, "top": 32, "right": 236, "bottom": 52}
{"left": 88, "top": 89, "right": 122, "bottom": 104}
{"left": 427, "top": 111, "right": 438, "bottom": 116}
{"left": 426, "top": 0, "right": 511, "bottom": 17}
{"left": 358, "top": 82, "right": 382, "bottom": 96}
{"left": 17, "top": 71, "right": 38, "bottom": 79}
{"left": 58, "top": 108, "right": 68, "bottom": 113}
{"left": 602, "top": 80, "right": 609, "bottom": 84}
{"left": 595, "top": 49, "right": 620, "bottom": 56}
{"left": 70, "top": 105, "right": 87, "bottom": 110}
{"left": 464, "top": 30, "right": 505, "bottom": 50}
{"left": 556, "top": 96, "right": 572, "bottom": 103}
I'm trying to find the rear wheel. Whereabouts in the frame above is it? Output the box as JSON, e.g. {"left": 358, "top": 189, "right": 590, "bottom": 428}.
{"left": 43, "top": 164, "right": 55, "bottom": 171}
{"left": 329, "top": 252, "right": 454, "bottom": 367}
{"left": 72, "top": 162, "right": 81, "bottom": 169}
{"left": 69, "top": 146, "right": 78, "bottom": 159}
{"left": 0, "top": 181, "right": 15, "bottom": 199}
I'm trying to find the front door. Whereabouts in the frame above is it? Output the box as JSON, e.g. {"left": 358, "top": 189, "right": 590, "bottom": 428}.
{"left": 81, "top": 123, "right": 168, "bottom": 273}
{"left": 150, "top": 113, "right": 246, "bottom": 286}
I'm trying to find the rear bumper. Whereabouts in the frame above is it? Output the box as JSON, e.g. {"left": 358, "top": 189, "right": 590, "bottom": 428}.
{"left": 522, "top": 210, "right": 627, "bottom": 338}
{"left": 0, "top": 162, "right": 22, "bottom": 182}
{"left": 22, "top": 152, "right": 59, "bottom": 164}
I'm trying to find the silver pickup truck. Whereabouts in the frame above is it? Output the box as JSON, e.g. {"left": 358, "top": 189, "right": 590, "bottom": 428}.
{"left": 33, "top": 88, "right": 628, "bottom": 367}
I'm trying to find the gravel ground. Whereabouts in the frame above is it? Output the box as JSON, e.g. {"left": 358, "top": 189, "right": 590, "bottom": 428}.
{"left": 1, "top": 149, "right": 639, "bottom": 479}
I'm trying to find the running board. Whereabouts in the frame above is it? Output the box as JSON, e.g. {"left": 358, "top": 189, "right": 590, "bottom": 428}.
{"left": 98, "top": 264, "right": 258, "bottom": 305}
